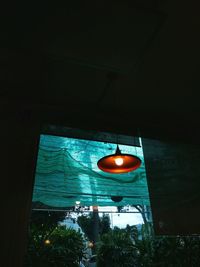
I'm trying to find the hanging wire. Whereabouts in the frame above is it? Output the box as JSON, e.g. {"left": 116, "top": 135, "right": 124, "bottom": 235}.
{"left": 134, "top": 135, "right": 138, "bottom": 156}
{"left": 95, "top": 72, "right": 119, "bottom": 107}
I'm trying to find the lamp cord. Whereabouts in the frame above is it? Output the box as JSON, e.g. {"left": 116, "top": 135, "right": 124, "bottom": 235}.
{"left": 95, "top": 72, "right": 119, "bottom": 107}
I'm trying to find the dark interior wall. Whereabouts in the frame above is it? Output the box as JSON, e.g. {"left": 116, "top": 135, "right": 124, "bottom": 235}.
{"left": 142, "top": 138, "right": 200, "bottom": 235}
{"left": 1, "top": 107, "right": 41, "bottom": 267}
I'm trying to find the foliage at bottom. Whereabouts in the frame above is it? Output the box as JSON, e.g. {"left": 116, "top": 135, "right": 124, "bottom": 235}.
{"left": 25, "top": 226, "right": 84, "bottom": 267}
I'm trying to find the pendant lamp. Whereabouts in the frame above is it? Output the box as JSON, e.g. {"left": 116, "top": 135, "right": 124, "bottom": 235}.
{"left": 97, "top": 145, "right": 141, "bottom": 174}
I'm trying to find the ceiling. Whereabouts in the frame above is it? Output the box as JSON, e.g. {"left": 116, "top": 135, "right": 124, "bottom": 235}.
{"left": 1, "top": 0, "right": 200, "bottom": 143}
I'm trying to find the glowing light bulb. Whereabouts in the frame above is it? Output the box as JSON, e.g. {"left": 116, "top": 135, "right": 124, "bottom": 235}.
{"left": 44, "top": 239, "right": 51, "bottom": 245}
{"left": 115, "top": 157, "right": 124, "bottom": 166}
{"left": 88, "top": 241, "right": 94, "bottom": 248}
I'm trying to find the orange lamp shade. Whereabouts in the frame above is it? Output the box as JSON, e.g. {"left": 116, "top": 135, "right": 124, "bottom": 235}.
{"left": 97, "top": 153, "right": 141, "bottom": 174}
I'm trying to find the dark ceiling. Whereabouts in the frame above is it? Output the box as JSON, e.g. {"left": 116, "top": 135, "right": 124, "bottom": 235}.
{"left": 1, "top": 0, "right": 200, "bottom": 142}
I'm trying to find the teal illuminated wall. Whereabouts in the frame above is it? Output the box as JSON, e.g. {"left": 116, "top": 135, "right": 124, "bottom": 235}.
{"left": 33, "top": 134, "right": 150, "bottom": 207}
